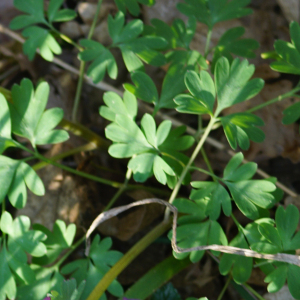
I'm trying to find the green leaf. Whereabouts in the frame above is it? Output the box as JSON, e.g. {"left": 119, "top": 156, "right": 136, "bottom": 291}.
{"left": 100, "top": 91, "right": 138, "bottom": 122}
{"left": 270, "top": 21, "right": 300, "bottom": 75}
{"left": 106, "top": 114, "right": 192, "bottom": 185}
{"left": 190, "top": 181, "right": 231, "bottom": 220}
{"left": 169, "top": 220, "right": 227, "bottom": 263}
{"left": 144, "top": 17, "right": 197, "bottom": 50}
{"left": 219, "top": 232, "right": 252, "bottom": 284}
{"left": 221, "top": 112, "right": 265, "bottom": 150}
{"left": 51, "top": 279, "right": 86, "bottom": 300}
{"left": 275, "top": 205, "right": 300, "bottom": 251}
{"left": 175, "top": 69, "right": 215, "bottom": 116}
{"left": 212, "top": 27, "right": 259, "bottom": 69}
{"left": 9, "top": 79, "right": 68, "bottom": 147}
{"left": 124, "top": 71, "right": 159, "bottom": 105}
{"left": 226, "top": 180, "right": 276, "bottom": 220}
{"left": 32, "top": 220, "right": 76, "bottom": 265}
{"left": 48, "top": 0, "right": 76, "bottom": 23}
{"left": 215, "top": 57, "right": 264, "bottom": 115}
{"left": 79, "top": 40, "right": 117, "bottom": 83}
{"left": 282, "top": 102, "right": 300, "bottom": 130}
{"left": 287, "top": 265, "right": 300, "bottom": 299}
{"left": 22, "top": 26, "right": 62, "bottom": 61}
{"left": 10, "top": 0, "right": 46, "bottom": 30}
{"left": 108, "top": 12, "right": 166, "bottom": 72}
{"left": 0, "top": 247, "right": 16, "bottom": 300}
{"left": 177, "top": 0, "right": 252, "bottom": 30}
{"left": 0, "top": 93, "right": 16, "bottom": 154}
{"left": 61, "top": 235, "right": 123, "bottom": 300}
{"left": 114, "top": 0, "right": 155, "bottom": 16}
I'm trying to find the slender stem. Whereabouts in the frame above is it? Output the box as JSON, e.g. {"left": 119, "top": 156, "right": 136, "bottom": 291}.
{"left": 55, "top": 235, "right": 86, "bottom": 268}
{"left": 217, "top": 275, "right": 232, "bottom": 300}
{"left": 86, "top": 220, "right": 172, "bottom": 300}
{"left": 103, "top": 168, "right": 132, "bottom": 211}
{"left": 72, "top": 0, "right": 103, "bottom": 122}
{"left": 204, "top": 29, "right": 212, "bottom": 58}
{"left": 247, "top": 85, "right": 300, "bottom": 114}
{"left": 200, "top": 148, "right": 217, "bottom": 182}
{"left": 230, "top": 213, "right": 244, "bottom": 232}
{"left": 166, "top": 117, "right": 217, "bottom": 218}
{"left": 243, "top": 283, "right": 267, "bottom": 300}
{"left": 189, "top": 166, "right": 220, "bottom": 181}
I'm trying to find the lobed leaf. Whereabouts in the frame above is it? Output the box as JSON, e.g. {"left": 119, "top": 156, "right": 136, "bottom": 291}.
{"left": 9, "top": 79, "right": 69, "bottom": 147}
{"left": 114, "top": 0, "right": 155, "bottom": 16}
{"left": 177, "top": 0, "right": 252, "bottom": 30}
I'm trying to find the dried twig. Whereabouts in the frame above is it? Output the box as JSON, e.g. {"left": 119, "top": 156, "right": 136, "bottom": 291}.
{"left": 0, "top": 23, "right": 297, "bottom": 198}
{"left": 85, "top": 198, "right": 300, "bottom": 267}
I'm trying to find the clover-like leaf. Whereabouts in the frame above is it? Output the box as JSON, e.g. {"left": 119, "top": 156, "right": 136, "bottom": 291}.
{"left": 9, "top": 79, "right": 69, "bottom": 147}
{"left": 48, "top": 279, "right": 86, "bottom": 300}
{"left": 100, "top": 91, "right": 138, "bottom": 122}
{"left": 190, "top": 182, "right": 231, "bottom": 220}
{"left": 169, "top": 220, "right": 227, "bottom": 263}
{"left": 108, "top": 12, "right": 167, "bottom": 72}
{"left": 219, "top": 232, "right": 253, "bottom": 284}
{"left": 124, "top": 64, "right": 189, "bottom": 110}
{"left": 150, "top": 283, "right": 182, "bottom": 300}
{"left": 32, "top": 220, "right": 76, "bottom": 266}
{"left": 270, "top": 21, "right": 300, "bottom": 75}
{"left": 144, "top": 17, "right": 197, "bottom": 50}
{"left": 0, "top": 211, "right": 49, "bottom": 300}
{"left": 61, "top": 235, "right": 123, "bottom": 300}
{"left": 47, "top": 0, "right": 76, "bottom": 23}
{"left": 175, "top": 70, "right": 215, "bottom": 116}
{"left": 221, "top": 112, "right": 265, "bottom": 150}
{"left": 0, "top": 156, "right": 44, "bottom": 208}
{"left": 215, "top": 57, "right": 264, "bottom": 115}
{"left": 105, "top": 113, "right": 193, "bottom": 185}
{"left": 10, "top": 0, "right": 46, "bottom": 30}
{"left": 22, "top": 26, "right": 62, "bottom": 61}
{"left": 114, "top": 0, "right": 155, "bottom": 16}
{"left": 212, "top": 27, "right": 259, "bottom": 70}
{"left": 79, "top": 40, "right": 118, "bottom": 83}
{"left": 222, "top": 153, "right": 277, "bottom": 219}
{"left": 177, "top": 0, "right": 252, "bottom": 30}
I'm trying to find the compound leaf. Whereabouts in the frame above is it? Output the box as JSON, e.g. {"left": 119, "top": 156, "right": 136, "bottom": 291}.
{"left": 22, "top": 26, "right": 62, "bottom": 61}
{"left": 79, "top": 40, "right": 117, "bottom": 83}
{"left": 9, "top": 79, "right": 69, "bottom": 147}
{"left": 177, "top": 0, "right": 252, "bottom": 30}
{"left": 219, "top": 232, "right": 252, "bottom": 284}
{"left": 221, "top": 112, "right": 265, "bottom": 150}
{"left": 215, "top": 57, "right": 264, "bottom": 115}
{"left": 100, "top": 91, "right": 138, "bottom": 122}
{"left": 48, "top": 0, "right": 76, "bottom": 23}
{"left": 212, "top": 27, "right": 259, "bottom": 69}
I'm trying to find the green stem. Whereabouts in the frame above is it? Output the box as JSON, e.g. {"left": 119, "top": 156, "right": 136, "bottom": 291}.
{"left": 86, "top": 220, "right": 172, "bottom": 300}
{"left": 247, "top": 85, "right": 300, "bottom": 114}
{"left": 217, "top": 275, "right": 232, "bottom": 300}
{"left": 200, "top": 148, "right": 217, "bottom": 182}
{"left": 166, "top": 117, "right": 217, "bottom": 217}
{"left": 243, "top": 283, "right": 267, "bottom": 300}
{"left": 71, "top": 0, "right": 103, "bottom": 122}
{"left": 103, "top": 168, "right": 132, "bottom": 211}
{"left": 230, "top": 213, "right": 244, "bottom": 232}
{"left": 189, "top": 166, "right": 220, "bottom": 181}
{"left": 204, "top": 28, "right": 212, "bottom": 58}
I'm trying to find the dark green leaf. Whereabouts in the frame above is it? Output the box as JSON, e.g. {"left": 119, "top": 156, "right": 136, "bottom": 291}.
{"left": 219, "top": 232, "right": 252, "bottom": 284}
{"left": 177, "top": 0, "right": 252, "bottom": 29}
{"left": 150, "top": 282, "right": 181, "bottom": 300}
{"left": 114, "top": 0, "right": 155, "bottom": 16}
{"left": 215, "top": 57, "right": 264, "bottom": 115}
{"left": 282, "top": 102, "right": 300, "bottom": 128}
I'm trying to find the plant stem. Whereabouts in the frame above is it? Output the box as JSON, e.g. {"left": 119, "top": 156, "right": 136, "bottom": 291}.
{"left": 86, "top": 220, "right": 172, "bottom": 300}
{"left": 246, "top": 85, "right": 300, "bottom": 114}
{"left": 103, "top": 168, "right": 132, "bottom": 211}
{"left": 71, "top": 0, "right": 103, "bottom": 122}
{"left": 243, "top": 283, "right": 267, "bottom": 300}
{"left": 165, "top": 117, "right": 216, "bottom": 220}
{"left": 189, "top": 166, "right": 220, "bottom": 181}
{"left": 200, "top": 148, "right": 217, "bottom": 182}
{"left": 217, "top": 275, "right": 232, "bottom": 300}
{"left": 204, "top": 28, "right": 212, "bottom": 58}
